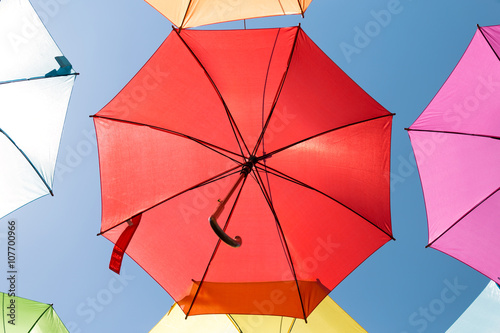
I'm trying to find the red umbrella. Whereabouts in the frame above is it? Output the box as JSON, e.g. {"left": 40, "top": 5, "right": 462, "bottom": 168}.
{"left": 93, "top": 26, "right": 394, "bottom": 320}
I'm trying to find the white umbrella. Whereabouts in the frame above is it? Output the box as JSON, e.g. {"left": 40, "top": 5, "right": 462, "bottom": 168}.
{"left": 446, "top": 281, "right": 500, "bottom": 333}
{"left": 0, "top": 0, "right": 77, "bottom": 218}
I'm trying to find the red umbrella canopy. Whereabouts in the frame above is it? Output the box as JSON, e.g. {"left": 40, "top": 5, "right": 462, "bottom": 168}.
{"left": 93, "top": 26, "right": 394, "bottom": 319}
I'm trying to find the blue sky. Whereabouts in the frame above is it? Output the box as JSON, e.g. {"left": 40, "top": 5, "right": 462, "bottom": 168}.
{"left": 2, "top": 0, "right": 500, "bottom": 332}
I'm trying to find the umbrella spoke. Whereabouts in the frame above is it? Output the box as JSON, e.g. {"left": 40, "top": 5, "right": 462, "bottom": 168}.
{"left": 173, "top": 29, "right": 251, "bottom": 158}
{"left": 259, "top": 29, "right": 281, "bottom": 159}
{"left": 252, "top": 26, "right": 301, "bottom": 158}
{"left": 255, "top": 163, "right": 395, "bottom": 240}
{"left": 0, "top": 128, "right": 53, "bottom": 195}
{"left": 256, "top": 28, "right": 279, "bottom": 212}
{"left": 289, "top": 317, "right": 297, "bottom": 331}
{"left": 177, "top": 0, "right": 193, "bottom": 31}
{"left": 252, "top": 167, "right": 308, "bottom": 322}
{"left": 252, "top": 168, "right": 291, "bottom": 269}
{"left": 186, "top": 171, "right": 249, "bottom": 317}
{"left": 98, "top": 166, "right": 243, "bottom": 236}
{"left": 184, "top": 238, "right": 221, "bottom": 318}
{"left": 260, "top": 113, "right": 395, "bottom": 160}
{"left": 427, "top": 186, "right": 500, "bottom": 248}
{"left": 405, "top": 128, "right": 500, "bottom": 141}
{"left": 92, "top": 115, "right": 244, "bottom": 164}
{"left": 0, "top": 72, "right": 78, "bottom": 86}
{"left": 27, "top": 303, "right": 54, "bottom": 333}
{"left": 227, "top": 315, "right": 243, "bottom": 333}
{"left": 478, "top": 24, "right": 500, "bottom": 62}
{"left": 296, "top": 0, "right": 306, "bottom": 17}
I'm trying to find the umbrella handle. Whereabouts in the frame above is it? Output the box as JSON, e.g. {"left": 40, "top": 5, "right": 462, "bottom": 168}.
{"left": 209, "top": 215, "right": 242, "bottom": 248}
{"left": 207, "top": 171, "right": 247, "bottom": 248}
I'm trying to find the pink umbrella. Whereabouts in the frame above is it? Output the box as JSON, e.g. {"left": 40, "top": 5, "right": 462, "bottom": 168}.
{"left": 407, "top": 24, "right": 500, "bottom": 282}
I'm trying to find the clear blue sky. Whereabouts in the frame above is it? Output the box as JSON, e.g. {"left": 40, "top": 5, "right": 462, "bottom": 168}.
{"left": 2, "top": 0, "right": 500, "bottom": 332}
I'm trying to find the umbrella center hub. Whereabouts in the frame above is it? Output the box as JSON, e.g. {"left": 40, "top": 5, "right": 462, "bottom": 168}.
{"left": 242, "top": 155, "right": 257, "bottom": 175}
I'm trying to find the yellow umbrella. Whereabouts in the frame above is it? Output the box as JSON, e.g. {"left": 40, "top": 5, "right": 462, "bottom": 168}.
{"left": 150, "top": 295, "right": 367, "bottom": 332}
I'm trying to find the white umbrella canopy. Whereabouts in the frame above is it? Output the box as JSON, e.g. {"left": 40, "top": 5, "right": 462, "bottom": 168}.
{"left": 446, "top": 281, "right": 500, "bottom": 332}
{"left": 0, "top": 0, "right": 77, "bottom": 218}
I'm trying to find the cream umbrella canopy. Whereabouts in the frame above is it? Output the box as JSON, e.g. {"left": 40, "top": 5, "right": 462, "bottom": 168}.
{"left": 144, "top": 0, "right": 313, "bottom": 29}
{"left": 150, "top": 295, "right": 367, "bottom": 332}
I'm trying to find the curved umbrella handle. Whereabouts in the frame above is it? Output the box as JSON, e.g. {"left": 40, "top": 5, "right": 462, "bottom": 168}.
{"left": 209, "top": 215, "right": 242, "bottom": 248}
{"left": 208, "top": 171, "right": 248, "bottom": 248}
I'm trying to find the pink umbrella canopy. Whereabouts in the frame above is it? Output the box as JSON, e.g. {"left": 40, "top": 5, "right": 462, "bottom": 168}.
{"left": 407, "top": 24, "right": 500, "bottom": 282}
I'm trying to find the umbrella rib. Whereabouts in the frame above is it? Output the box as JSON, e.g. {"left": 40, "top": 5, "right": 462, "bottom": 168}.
{"left": 173, "top": 28, "right": 250, "bottom": 158}
{"left": 97, "top": 166, "right": 243, "bottom": 236}
{"left": 178, "top": 0, "right": 193, "bottom": 30}
{"left": 260, "top": 30, "right": 281, "bottom": 202}
{"left": 227, "top": 315, "right": 243, "bottom": 333}
{"left": 1, "top": 294, "right": 4, "bottom": 333}
{"left": 252, "top": 25, "right": 301, "bottom": 157}
{"left": 427, "top": 186, "right": 500, "bottom": 248}
{"left": 405, "top": 128, "right": 500, "bottom": 141}
{"left": 91, "top": 115, "right": 243, "bottom": 163}
{"left": 277, "top": 0, "right": 286, "bottom": 15}
{"left": 252, "top": 167, "right": 300, "bottom": 272}
{"left": 260, "top": 28, "right": 281, "bottom": 154}
{"left": 261, "top": 113, "right": 395, "bottom": 160}
{"left": 255, "top": 163, "right": 395, "bottom": 240}
{"left": 296, "top": 0, "right": 305, "bottom": 17}
{"left": 0, "top": 72, "right": 78, "bottom": 86}
{"left": 252, "top": 168, "right": 309, "bottom": 322}
{"left": 252, "top": 168, "right": 287, "bottom": 265}
{"left": 185, "top": 173, "right": 249, "bottom": 318}
{"left": 477, "top": 24, "right": 500, "bottom": 63}
{"left": 288, "top": 318, "right": 297, "bottom": 333}
{"left": 0, "top": 128, "right": 53, "bottom": 195}
{"left": 27, "top": 304, "right": 53, "bottom": 333}
{"left": 185, "top": 239, "right": 221, "bottom": 318}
